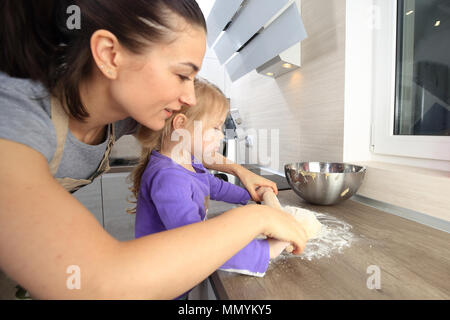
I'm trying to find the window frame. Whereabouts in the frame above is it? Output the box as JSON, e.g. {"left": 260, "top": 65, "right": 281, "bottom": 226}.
{"left": 371, "top": 0, "right": 450, "bottom": 161}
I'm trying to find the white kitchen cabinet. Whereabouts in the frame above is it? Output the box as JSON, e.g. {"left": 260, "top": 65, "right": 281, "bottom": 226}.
{"left": 189, "top": 278, "right": 217, "bottom": 300}
{"left": 224, "top": 2, "right": 306, "bottom": 81}
{"left": 207, "top": 200, "right": 239, "bottom": 218}
{"left": 71, "top": 173, "right": 136, "bottom": 241}
{"left": 72, "top": 178, "right": 103, "bottom": 227}
{"left": 205, "top": 0, "right": 245, "bottom": 47}
{"left": 213, "top": 0, "right": 289, "bottom": 64}
{"left": 101, "top": 172, "right": 136, "bottom": 241}
{"left": 204, "top": 0, "right": 306, "bottom": 82}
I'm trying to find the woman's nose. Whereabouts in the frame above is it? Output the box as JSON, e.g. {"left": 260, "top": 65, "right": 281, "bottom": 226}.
{"left": 179, "top": 81, "right": 197, "bottom": 107}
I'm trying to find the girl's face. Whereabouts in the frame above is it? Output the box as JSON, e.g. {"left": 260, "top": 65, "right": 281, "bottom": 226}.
{"left": 196, "top": 112, "right": 227, "bottom": 159}
{"left": 110, "top": 18, "right": 206, "bottom": 131}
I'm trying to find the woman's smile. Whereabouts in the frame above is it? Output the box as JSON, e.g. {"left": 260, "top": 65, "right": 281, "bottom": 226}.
{"left": 164, "top": 108, "right": 173, "bottom": 118}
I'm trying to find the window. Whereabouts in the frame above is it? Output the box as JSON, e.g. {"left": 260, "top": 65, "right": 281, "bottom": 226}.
{"left": 394, "top": 0, "right": 450, "bottom": 136}
{"left": 371, "top": 0, "right": 450, "bottom": 161}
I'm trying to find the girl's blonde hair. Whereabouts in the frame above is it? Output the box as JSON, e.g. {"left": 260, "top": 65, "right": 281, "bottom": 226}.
{"left": 127, "top": 77, "right": 229, "bottom": 214}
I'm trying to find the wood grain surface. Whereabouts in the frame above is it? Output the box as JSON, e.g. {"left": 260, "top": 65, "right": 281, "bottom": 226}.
{"left": 210, "top": 190, "right": 450, "bottom": 299}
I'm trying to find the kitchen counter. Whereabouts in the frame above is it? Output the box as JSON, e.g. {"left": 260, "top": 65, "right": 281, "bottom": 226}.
{"left": 209, "top": 190, "right": 450, "bottom": 299}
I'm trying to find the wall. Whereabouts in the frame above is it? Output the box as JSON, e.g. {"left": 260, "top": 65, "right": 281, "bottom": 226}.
{"left": 226, "top": 0, "right": 347, "bottom": 173}
{"left": 344, "top": 0, "right": 450, "bottom": 222}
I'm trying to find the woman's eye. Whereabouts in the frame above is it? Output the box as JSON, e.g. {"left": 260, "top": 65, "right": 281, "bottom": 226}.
{"left": 178, "top": 75, "right": 190, "bottom": 81}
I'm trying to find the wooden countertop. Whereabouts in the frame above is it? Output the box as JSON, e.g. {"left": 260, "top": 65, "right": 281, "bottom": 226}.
{"left": 209, "top": 190, "right": 450, "bottom": 299}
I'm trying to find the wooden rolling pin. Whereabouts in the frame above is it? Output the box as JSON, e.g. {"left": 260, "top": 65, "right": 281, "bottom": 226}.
{"left": 260, "top": 187, "right": 294, "bottom": 253}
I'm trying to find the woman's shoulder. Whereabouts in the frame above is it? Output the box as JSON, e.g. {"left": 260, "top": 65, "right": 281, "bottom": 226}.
{"left": 0, "top": 72, "right": 49, "bottom": 101}
{"left": 0, "top": 71, "right": 51, "bottom": 116}
{"left": 0, "top": 72, "right": 56, "bottom": 161}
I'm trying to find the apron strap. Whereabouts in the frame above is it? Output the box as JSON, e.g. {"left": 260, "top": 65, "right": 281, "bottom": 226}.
{"left": 48, "top": 95, "right": 117, "bottom": 192}
{"left": 87, "top": 123, "right": 116, "bottom": 180}
{"left": 49, "top": 96, "right": 69, "bottom": 176}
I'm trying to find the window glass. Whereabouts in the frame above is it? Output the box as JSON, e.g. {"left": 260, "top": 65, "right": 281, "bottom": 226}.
{"left": 395, "top": 0, "right": 450, "bottom": 136}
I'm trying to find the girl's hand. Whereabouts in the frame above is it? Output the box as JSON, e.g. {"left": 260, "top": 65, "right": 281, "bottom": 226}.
{"left": 236, "top": 168, "right": 278, "bottom": 202}
{"left": 255, "top": 186, "right": 272, "bottom": 201}
{"left": 267, "top": 239, "right": 290, "bottom": 259}
{"left": 201, "top": 154, "right": 277, "bottom": 202}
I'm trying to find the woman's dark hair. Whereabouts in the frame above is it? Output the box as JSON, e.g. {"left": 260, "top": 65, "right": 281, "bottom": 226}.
{"left": 0, "top": 0, "right": 206, "bottom": 121}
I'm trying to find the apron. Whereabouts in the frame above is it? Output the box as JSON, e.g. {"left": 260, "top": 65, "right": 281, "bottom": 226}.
{"left": 48, "top": 95, "right": 116, "bottom": 193}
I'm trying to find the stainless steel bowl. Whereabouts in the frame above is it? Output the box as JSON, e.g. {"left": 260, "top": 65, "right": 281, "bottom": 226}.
{"left": 284, "top": 162, "right": 366, "bottom": 205}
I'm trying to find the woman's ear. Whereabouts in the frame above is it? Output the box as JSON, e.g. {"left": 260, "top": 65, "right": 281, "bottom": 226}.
{"left": 90, "top": 29, "right": 122, "bottom": 79}
{"left": 172, "top": 114, "right": 188, "bottom": 130}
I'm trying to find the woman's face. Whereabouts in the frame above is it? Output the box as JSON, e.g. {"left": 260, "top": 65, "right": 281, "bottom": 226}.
{"left": 110, "top": 20, "right": 206, "bottom": 131}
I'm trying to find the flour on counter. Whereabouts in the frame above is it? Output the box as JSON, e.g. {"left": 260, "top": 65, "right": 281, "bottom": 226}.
{"left": 277, "top": 208, "right": 355, "bottom": 261}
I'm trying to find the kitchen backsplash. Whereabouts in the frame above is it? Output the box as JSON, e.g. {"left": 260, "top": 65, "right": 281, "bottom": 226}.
{"left": 229, "top": 0, "right": 346, "bottom": 173}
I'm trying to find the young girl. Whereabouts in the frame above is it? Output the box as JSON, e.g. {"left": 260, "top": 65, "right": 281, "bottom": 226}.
{"left": 130, "top": 79, "right": 289, "bottom": 289}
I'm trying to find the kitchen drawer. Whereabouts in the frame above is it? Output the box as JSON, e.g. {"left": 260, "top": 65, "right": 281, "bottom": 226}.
{"left": 207, "top": 200, "right": 239, "bottom": 218}
{"left": 72, "top": 178, "right": 103, "bottom": 227}
{"left": 101, "top": 173, "right": 136, "bottom": 241}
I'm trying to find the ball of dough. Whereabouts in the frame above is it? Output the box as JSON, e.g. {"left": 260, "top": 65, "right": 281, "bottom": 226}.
{"left": 283, "top": 206, "right": 322, "bottom": 240}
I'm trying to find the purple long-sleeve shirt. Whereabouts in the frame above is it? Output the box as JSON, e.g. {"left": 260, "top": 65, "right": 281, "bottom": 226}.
{"left": 135, "top": 150, "right": 269, "bottom": 277}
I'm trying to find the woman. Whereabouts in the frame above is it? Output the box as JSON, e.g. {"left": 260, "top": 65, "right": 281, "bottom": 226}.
{"left": 0, "top": 0, "right": 307, "bottom": 299}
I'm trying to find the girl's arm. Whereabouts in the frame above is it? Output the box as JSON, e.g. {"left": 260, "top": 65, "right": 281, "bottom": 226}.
{"left": 219, "top": 238, "right": 270, "bottom": 277}
{"left": 0, "top": 139, "right": 306, "bottom": 299}
{"left": 208, "top": 173, "right": 250, "bottom": 205}
{"left": 152, "top": 171, "right": 270, "bottom": 277}
{"left": 202, "top": 153, "right": 278, "bottom": 202}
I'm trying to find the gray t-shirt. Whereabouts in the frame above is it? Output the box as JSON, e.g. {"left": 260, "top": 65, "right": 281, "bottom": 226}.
{"left": 0, "top": 71, "right": 138, "bottom": 179}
